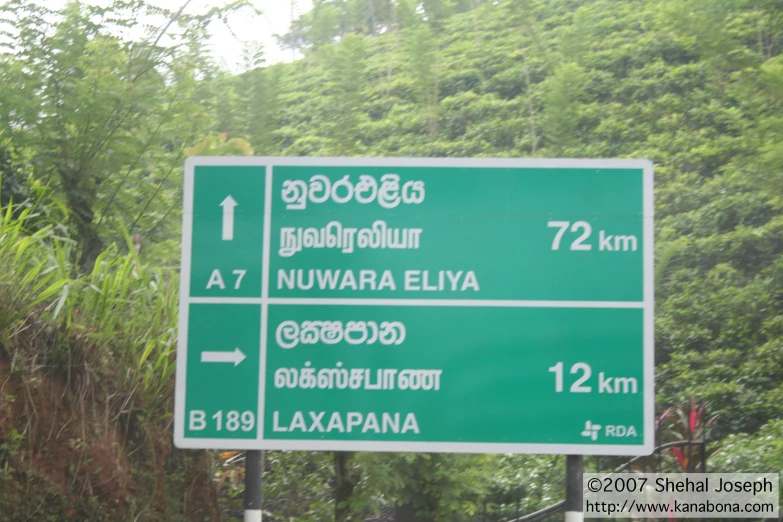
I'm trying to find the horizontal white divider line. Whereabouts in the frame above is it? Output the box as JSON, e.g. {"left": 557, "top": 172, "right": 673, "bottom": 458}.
{"left": 269, "top": 298, "right": 645, "bottom": 308}
{"left": 189, "top": 297, "right": 263, "bottom": 304}
{"left": 188, "top": 297, "right": 645, "bottom": 308}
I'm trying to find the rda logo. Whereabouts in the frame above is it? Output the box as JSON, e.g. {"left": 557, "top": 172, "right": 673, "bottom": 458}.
{"left": 581, "top": 420, "right": 601, "bottom": 441}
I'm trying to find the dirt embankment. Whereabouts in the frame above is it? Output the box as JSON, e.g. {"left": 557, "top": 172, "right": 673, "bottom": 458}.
{"left": 0, "top": 324, "right": 220, "bottom": 521}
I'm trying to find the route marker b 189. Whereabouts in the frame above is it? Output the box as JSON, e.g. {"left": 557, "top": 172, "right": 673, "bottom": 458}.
{"left": 174, "top": 157, "right": 654, "bottom": 456}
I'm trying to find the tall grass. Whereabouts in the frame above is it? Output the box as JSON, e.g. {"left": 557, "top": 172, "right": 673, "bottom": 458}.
{"left": 70, "top": 242, "right": 179, "bottom": 416}
{"left": 0, "top": 202, "right": 69, "bottom": 334}
{"left": 0, "top": 198, "right": 179, "bottom": 419}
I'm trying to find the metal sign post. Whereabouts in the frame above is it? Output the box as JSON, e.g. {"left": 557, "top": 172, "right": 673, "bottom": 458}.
{"left": 244, "top": 450, "right": 263, "bottom": 522}
{"left": 565, "top": 455, "right": 584, "bottom": 522}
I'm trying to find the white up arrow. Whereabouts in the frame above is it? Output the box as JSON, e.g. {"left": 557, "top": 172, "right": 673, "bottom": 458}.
{"left": 220, "top": 195, "right": 237, "bottom": 241}
{"left": 200, "top": 347, "right": 246, "bottom": 366}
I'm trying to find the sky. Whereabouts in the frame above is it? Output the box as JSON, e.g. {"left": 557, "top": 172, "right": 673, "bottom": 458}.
{"left": 38, "top": 0, "right": 313, "bottom": 71}
{"left": 200, "top": 0, "right": 314, "bottom": 69}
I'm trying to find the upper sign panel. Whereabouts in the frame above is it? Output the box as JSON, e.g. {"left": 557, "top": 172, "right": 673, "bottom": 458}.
{"left": 270, "top": 163, "right": 647, "bottom": 302}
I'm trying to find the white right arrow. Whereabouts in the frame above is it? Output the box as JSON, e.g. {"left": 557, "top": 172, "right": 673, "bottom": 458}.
{"left": 220, "top": 195, "right": 237, "bottom": 241}
{"left": 200, "top": 347, "right": 246, "bottom": 366}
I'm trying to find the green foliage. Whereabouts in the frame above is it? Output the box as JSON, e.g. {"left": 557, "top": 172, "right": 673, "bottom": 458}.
{"left": 0, "top": 202, "right": 70, "bottom": 335}
{"left": 378, "top": 453, "right": 492, "bottom": 519}
{"left": 712, "top": 419, "right": 783, "bottom": 476}
{"left": 479, "top": 454, "right": 566, "bottom": 520}
{"left": 211, "top": 0, "right": 783, "bottom": 514}
{"left": 3, "top": 0, "right": 783, "bottom": 519}
{"left": 0, "top": 0, "right": 253, "bottom": 268}
{"left": 543, "top": 62, "right": 588, "bottom": 152}
{"left": 0, "top": 138, "right": 30, "bottom": 208}
{"left": 263, "top": 450, "right": 335, "bottom": 520}
{"left": 323, "top": 34, "right": 369, "bottom": 153}
{"left": 0, "top": 197, "right": 178, "bottom": 414}
{"left": 403, "top": 23, "right": 439, "bottom": 134}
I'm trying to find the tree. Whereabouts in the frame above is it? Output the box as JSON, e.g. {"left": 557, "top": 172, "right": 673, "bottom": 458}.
{"left": 0, "top": 0, "right": 249, "bottom": 269}
{"left": 404, "top": 22, "right": 439, "bottom": 135}
{"left": 543, "top": 62, "right": 587, "bottom": 153}
{"left": 323, "top": 33, "right": 368, "bottom": 153}
{"left": 0, "top": 137, "right": 28, "bottom": 208}
{"left": 236, "top": 45, "right": 282, "bottom": 155}
{"left": 505, "top": 0, "right": 541, "bottom": 155}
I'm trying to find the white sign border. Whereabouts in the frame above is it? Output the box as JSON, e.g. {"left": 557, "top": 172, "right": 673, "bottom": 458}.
{"left": 174, "top": 156, "right": 654, "bottom": 456}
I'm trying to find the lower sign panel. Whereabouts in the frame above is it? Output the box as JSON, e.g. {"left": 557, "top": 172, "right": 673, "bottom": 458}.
{"left": 176, "top": 303, "right": 651, "bottom": 454}
{"left": 265, "top": 305, "right": 646, "bottom": 449}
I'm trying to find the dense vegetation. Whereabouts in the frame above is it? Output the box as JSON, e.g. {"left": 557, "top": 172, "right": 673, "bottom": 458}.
{"left": 1, "top": 0, "right": 782, "bottom": 520}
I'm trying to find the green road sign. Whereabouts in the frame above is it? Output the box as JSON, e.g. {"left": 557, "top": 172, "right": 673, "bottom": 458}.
{"left": 174, "top": 157, "right": 654, "bottom": 455}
